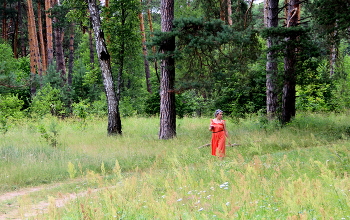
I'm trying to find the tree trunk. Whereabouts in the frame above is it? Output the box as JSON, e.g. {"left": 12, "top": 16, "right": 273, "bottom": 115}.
{"left": 2, "top": 0, "right": 7, "bottom": 41}
{"left": 244, "top": 0, "right": 254, "bottom": 28}
{"left": 147, "top": 0, "right": 160, "bottom": 83}
{"left": 329, "top": 28, "right": 338, "bottom": 77}
{"left": 264, "top": 0, "right": 279, "bottom": 120}
{"left": 139, "top": 0, "right": 152, "bottom": 94}
{"left": 27, "top": 0, "right": 42, "bottom": 76}
{"left": 159, "top": 0, "right": 176, "bottom": 139}
{"left": 88, "top": 0, "right": 122, "bottom": 135}
{"left": 220, "top": 0, "right": 226, "bottom": 22}
{"left": 27, "top": 0, "right": 43, "bottom": 95}
{"left": 55, "top": 25, "right": 66, "bottom": 83}
{"left": 282, "top": 0, "right": 299, "bottom": 124}
{"left": 45, "top": 0, "right": 54, "bottom": 65}
{"left": 13, "top": 0, "right": 21, "bottom": 58}
{"left": 19, "top": 0, "right": 26, "bottom": 58}
{"left": 227, "top": 0, "right": 232, "bottom": 25}
{"left": 88, "top": 26, "right": 95, "bottom": 66}
{"left": 68, "top": 23, "right": 75, "bottom": 86}
{"left": 37, "top": 1, "right": 47, "bottom": 72}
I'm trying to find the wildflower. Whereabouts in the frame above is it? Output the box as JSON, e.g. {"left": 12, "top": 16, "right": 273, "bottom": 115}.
{"left": 177, "top": 198, "right": 183, "bottom": 202}
{"left": 198, "top": 208, "right": 204, "bottom": 211}
{"left": 226, "top": 202, "right": 230, "bottom": 206}
{"left": 220, "top": 182, "right": 229, "bottom": 189}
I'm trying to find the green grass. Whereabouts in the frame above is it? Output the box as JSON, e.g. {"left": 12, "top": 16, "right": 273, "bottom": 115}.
{"left": 1, "top": 113, "right": 350, "bottom": 219}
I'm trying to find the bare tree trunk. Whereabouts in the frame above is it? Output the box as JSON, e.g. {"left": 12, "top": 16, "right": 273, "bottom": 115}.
{"left": 88, "top": 0, "right": 122, "bottom": 135}
{"left": 265, "top": 0, "right": 279, "bottom": 120}
{"left": 55, "top": 26, "right": 66, "bottom": 83}
{"left": 88, "top": 26, "right": 95, "bottom": 66}
{"left": 68, "top": 23, "right": 75, "bottom": 86}
{"left": 220, "top": 0, "right": 226, "bottom": 22}
{"left": 2, "top": 0, "right": 7, "bottom": 41}
{"left": 139, "top": 0, "right": 152, "bottom": 94}
{"left": 159, "top": 0, "right": 176, "bottom": 139}
{"left": 329, "top": 28, "right": 338, "bottom": 77}
{"left": 227, "top": 0, "right": 232, "bottom": 25}
{"left": 282, "top": 0, "right": 299, "bottom": 124}
{"left": 37, "top": 1, "right": 47, "bottom": 72}
{"left": 19, "top": 0, "right": 26, "bottom": 58}
{"left": 45, "top": 0, "right": 54, "bottom": 65}
{"left": 27, "top": 0, "right": 43, "bottom": 95}
{"left": 147, "top": 0, "right": 160, "bottom": 83}
{"left": 27, "top": 0, "right": 42, "bottom": 76}
{"left": 13, "top": 0, "right": 21, "bottom": 58}
{"left": 244, "top": 0, "right": 254, "bottom": 28}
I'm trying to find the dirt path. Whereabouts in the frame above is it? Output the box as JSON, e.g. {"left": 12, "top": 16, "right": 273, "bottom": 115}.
{"left": 0, "top": 180, "right": 109, "bottom": 220}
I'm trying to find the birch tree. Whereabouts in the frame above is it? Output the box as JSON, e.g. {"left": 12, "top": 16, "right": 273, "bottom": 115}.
{"left": 88, "top": 0, "right": 122, "bottom": 135}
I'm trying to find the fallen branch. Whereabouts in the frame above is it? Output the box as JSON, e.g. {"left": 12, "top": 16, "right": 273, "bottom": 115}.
{"left": 197, "top": 143, "right": 240, "bottom": 149}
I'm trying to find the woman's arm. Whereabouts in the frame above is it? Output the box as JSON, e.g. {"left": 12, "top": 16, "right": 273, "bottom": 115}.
{"left": 209, "top": 119, "right": 214, "bottom": 131}
{"left": 223, "top": 121, "right": 229, "bottom": 138}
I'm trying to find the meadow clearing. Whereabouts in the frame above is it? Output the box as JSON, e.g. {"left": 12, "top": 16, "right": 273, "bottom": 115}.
{"left": 0, "top": 113, "right": 350, "bottom": 219}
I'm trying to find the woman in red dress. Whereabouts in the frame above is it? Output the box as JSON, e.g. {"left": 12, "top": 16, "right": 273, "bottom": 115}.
{"left": 209, "top": 109, "right": 228, "bottom": 159}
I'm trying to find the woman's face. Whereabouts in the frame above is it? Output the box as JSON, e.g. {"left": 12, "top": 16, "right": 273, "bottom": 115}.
{"left": 216, "top": 112, "right": 223, "bottom": 119}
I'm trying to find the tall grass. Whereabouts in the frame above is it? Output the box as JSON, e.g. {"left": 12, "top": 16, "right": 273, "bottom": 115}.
{"left": 1, "top": 113, "right": 350, "bottom": 219}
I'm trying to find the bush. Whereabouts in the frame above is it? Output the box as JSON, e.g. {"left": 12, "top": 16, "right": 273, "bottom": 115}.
{"left": 0, "top": 94, "right": 24, "bottom": 133}
{"left": 30, "top": 85, "right": 66, "bottom": 117}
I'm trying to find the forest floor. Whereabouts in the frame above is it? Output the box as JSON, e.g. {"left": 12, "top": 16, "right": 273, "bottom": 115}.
{"left": 0, "top": 179, "right": 109, "bottom": 219}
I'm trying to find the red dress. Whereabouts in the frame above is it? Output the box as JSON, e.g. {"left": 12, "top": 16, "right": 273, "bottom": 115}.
{"left": 210, "top": 119, "right": 226, "bottom": 157}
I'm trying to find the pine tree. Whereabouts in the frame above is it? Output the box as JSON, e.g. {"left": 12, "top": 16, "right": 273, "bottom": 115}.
{"left": 264, "top": 0, "right": 279, "bottom": 120}
{"left": 159, "top": 0, "right": 176, "bottom": 139}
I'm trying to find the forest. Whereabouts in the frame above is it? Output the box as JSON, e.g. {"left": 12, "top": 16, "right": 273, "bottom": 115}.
{"left": 1, "top": 0, "right": 350, "bottom": 218}
{"left": 1, "top": 0, "right": 350, "bottom": 137}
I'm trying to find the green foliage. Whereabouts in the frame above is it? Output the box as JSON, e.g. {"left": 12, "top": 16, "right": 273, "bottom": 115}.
{"left": 144, "top": 92, "right": 160, "bottom": 116}
{"left": 63, "top": 0, "right": 89, "bottom": 25}
{"left": 296, "top": 83, "right": 331, "bottom": 112}
{"left": 72, "top": 100, "right": 90, "bottom": 120}
{"left": 309, "top": 0, "right": 350, "bottom": 35}
{"left": 90, "top": 94, "right": 108, "bottom": 117}
{"left": 329, "top": 54, "right": 350, "bottom": 111}
{"left": 37, "top": 120, "right": 60, "bottom": 147}
{"left": 0, "top": 94, "right": 24, "bottom": 133}
{"left": 0, "top": 94, "right": 25, "bottom": 118}
{"left": 177, "top": 90, "right": 214, "bottom": 117}
{"left": 150, "top": 17, "right": 264, "bottom": 116}
{"left": 30, "top": 85, "right": 66, "bottom": 117}
{"left": 67, "top": 161, "right": 77, "bottom": 179}
{"left": 0, "top": 43, "right": 30, "bottom": 106}
{"left": 72, "top": 57, "right": 102, "bottom": 103}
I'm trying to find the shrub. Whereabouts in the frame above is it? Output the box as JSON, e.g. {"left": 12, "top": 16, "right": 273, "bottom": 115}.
{"left": 0, "top": 94, "right": 24, "bottom": 133}
{"left": 30, "top": 85, "right": 66, "bottom": 117}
